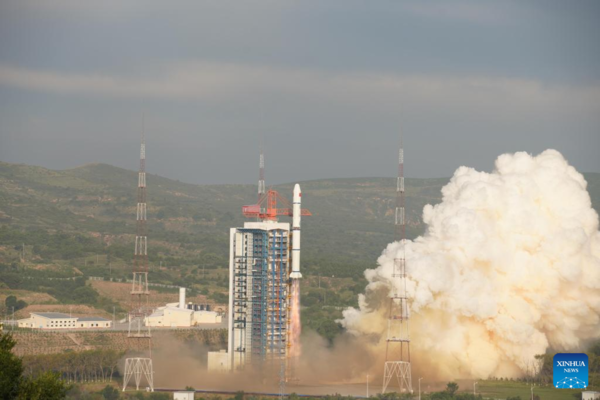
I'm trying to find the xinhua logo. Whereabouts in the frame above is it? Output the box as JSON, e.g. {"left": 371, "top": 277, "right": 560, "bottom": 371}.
{"left": 553, "top": 353, "right": 588, "bottom": 389}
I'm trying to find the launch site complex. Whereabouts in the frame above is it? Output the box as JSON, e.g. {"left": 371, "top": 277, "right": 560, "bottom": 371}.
{"left": 117, "top": 132, "right": 413, "bottom": 396}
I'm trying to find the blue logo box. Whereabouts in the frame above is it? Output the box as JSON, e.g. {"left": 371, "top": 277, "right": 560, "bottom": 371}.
{"left": 553, "top": 353, "right": 588, "bottom": 389}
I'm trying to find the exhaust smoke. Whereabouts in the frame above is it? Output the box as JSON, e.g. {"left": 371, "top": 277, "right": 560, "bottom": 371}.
{"left": 343, "top": 149, "right": 600, "bottom": 379}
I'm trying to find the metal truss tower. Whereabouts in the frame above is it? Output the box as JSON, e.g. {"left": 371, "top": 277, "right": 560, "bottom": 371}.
{"left": 123, "top": 123, "right": 154, "bottom": 392}
{"left": 382, "top": 135, "right": 413, "bottom": 394}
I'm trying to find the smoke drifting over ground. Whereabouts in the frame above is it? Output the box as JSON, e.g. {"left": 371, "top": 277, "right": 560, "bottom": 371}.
{"left": 133, "top": 150, "right": 598, "bottom": 391}
{"left": 147, "top": 331, "right": 375, "bottom": 393}
{"left": 343, "top": 150, "right": 600, "bottom": 380}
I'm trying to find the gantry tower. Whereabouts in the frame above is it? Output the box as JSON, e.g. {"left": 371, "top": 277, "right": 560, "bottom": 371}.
{"left": 382, "top": 135, "right": 412, "bottom": 393}
{"left": 123, "top": 123, "right": 154, "bottom": 392}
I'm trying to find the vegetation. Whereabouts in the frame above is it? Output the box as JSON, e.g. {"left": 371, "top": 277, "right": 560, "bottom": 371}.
{"left": 1, "top": 161, "right": 598, "bottom": 346}
{"left": 5, "top": 295, "right": 28, "bottom": 312}
{"left": 22, "top": 349, "right": 124, "bottom": 383}
{"left": 0, "top": 262, "right": 123, "bottom": 314}
{"left": 0, "top": 329, "right": 71, "bottom": 399}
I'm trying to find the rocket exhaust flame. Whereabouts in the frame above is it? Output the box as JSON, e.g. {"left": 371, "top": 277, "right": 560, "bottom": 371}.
{"left": 290, "top": 279, "right": 302, "bottom": 358}
{"left": 287, "top": 278, "right": 302, "bottom": 381}
{"left": 342, "top": 149, "right": 600, "bottom": 380}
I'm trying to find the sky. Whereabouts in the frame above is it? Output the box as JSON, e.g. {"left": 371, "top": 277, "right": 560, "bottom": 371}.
{"left": 0, "top": 1, "right": 599, "bottom": 185}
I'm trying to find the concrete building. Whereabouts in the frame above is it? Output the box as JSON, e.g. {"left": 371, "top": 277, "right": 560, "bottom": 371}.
{"left": 146, "top": 288, "right": 222, "bottom": 328}
{"left": 207, "top": 350, "right": 230, "bottom": 372}
{"left": 77, "top": 316, "right": 112, "bottom": 329}
{"left": 17, "top": 312, "right": 112, "bottom": 330}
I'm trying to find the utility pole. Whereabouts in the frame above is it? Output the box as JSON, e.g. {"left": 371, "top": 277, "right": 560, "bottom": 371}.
{"left": 530, "top": 384, "right": 533, "bottom": 400}
{"left": 474, "top": 381, "right": 478, "bottom": 396}
{"left": 366, "top": 374, "right": 369, "bottom": 398}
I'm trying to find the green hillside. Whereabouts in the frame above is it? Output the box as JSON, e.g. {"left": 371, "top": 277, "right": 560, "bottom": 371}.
{"left": 0, "top": 161, "right": 598, "bottom": 331}
{"left": 1, "top": 161, "right": 599, "bottom": 279}
{"left": 1, "top": 161, "right": 598, "bottom": 342}
{"left": 0, "top": 161, "right": 451, "bottom": 279}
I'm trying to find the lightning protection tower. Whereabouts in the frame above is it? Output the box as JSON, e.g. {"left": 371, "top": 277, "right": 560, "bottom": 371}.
{"left": 123, "top": 122, "right": 154, "bottom": 392}
{"left": 382, "top": 135, "right": 412, "bottom": 394}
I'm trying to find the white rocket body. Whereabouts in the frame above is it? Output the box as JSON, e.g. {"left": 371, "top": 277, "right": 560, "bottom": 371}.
{"left": 290, "top": 184, "right": 302, "bottom": 279}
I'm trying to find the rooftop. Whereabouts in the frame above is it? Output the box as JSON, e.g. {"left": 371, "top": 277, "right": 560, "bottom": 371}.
{"left": 32, "top": 312, "right": 74, "bottom": 319}
{"left": 78, "top": 317, "right": 110, "bottom": 322}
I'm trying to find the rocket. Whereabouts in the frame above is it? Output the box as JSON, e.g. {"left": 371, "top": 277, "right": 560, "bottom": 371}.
{"left": 290, "top": 183, "right": 302, "bottom": 279}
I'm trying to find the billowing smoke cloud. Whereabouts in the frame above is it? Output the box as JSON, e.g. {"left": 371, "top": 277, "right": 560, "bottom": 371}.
{"left": 343, "top": 149, "right": 600, "bottom": 380}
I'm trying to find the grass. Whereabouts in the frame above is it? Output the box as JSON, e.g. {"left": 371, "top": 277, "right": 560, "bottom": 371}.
{"left": 477, "top": 379, "right": 593, "bottom": 400}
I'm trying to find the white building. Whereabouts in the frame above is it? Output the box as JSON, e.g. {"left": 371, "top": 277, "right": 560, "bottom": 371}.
{"left": 583, "top": 392, "right": 600, "bottom": 400}
{"left": 146, "top": 288, "right": 222, "bottom": 328}
{"left": 173, "top": 392, "right": 194, "bottom": 400}
{"left": 77, "top": 316, "right": 112, "bottom": 329}
{"left": 17, "top": 312, "right": 112, "bottom": 330}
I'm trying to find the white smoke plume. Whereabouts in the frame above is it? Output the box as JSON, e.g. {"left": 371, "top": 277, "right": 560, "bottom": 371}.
{"left": 342, "top": 149, "right": 600, "bottom": 380}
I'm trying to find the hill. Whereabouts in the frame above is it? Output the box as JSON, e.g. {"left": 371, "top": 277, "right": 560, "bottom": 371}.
{"left": 0, "top": 161, "right": 454, "bottom": 278}
{"left": 0, "top": 161, "right": 598, "bottom": 332}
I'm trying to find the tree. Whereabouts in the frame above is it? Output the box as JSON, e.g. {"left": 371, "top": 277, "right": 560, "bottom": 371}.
{"left": 0, "top": 329, "right": 23, "bottom": 399}
{"left": 446, "top": 382, "right": 459, "bottom": 396}
{"left": 18, "top": 371, "right": 69, "bottom": 400}
{"left": 99, "top": 384, "right": 120, "bottom": 400}
{"left": 0, "top": 330, "right": 70, "bottom": 399}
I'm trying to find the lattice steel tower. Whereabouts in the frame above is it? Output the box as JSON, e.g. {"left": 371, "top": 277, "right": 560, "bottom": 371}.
{"left": 382, "top": 135, "right": 412, "bottom": 394}
{"left": 123, "top": 124, "right": 154, "bottom": 392}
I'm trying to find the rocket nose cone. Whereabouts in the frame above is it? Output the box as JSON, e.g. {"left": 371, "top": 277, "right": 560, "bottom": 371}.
{"left": 293, "top": 184, "right": 301, "bottom": 198}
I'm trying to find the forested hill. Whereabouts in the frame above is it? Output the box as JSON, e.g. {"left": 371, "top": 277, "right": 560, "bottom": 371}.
{"left": 0, "top": 161, "right": 598, "bottom": 285}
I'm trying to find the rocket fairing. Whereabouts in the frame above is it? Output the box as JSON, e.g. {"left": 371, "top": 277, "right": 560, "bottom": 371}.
{"left": 290, "top": 183, "right": 302, "bottom": 279}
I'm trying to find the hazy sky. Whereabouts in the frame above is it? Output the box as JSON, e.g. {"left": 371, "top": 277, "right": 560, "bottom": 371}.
{"left": 0, "top": 1, "right": 599, "bottom": 184}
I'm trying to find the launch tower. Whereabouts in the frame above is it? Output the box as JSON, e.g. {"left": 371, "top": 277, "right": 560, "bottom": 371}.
{"left": 382, "top": 136, "right": 413, "bottom": 393}
{"left": 228, "top": 153, "right": 310, "bottom": 378}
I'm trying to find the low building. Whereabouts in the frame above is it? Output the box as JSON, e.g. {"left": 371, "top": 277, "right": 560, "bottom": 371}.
{"left": 173, "top": 392, "right": 194, "bottom": 400}
{"left": 583, "top": 392, "right": 600, "bottom": 400}
{"left": 146, "top": 287, "right": 222, "bottom": 328}
{"left": 17, "top": 312, "right": 112, "bottom": 330}
{"left": 146, "top": 307, "right": 193, "bottom": 328}
{"left": 18, "top": 312, "right": 77, "bottom": 329}
{"left": 77, "top": 316, "right": 112, "bottom": 329}
{"left": 208, "top": 350, "right": 230, "bottom": 372}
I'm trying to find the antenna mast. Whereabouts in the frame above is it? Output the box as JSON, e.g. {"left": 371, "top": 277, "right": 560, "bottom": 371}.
{"left": 258, "top": 145, "right": 266, "bottom": 199}
{"left": 123, "top": 117, "right": 154, "bottom": 392}
{"left": 382, "top": 133, "right": 413, "bottom": 394}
